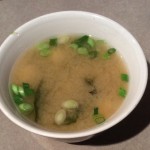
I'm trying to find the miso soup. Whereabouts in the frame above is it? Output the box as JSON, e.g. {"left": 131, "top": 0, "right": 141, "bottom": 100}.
{"left": 9, "top": 35, "right": 129, "bottom": 132}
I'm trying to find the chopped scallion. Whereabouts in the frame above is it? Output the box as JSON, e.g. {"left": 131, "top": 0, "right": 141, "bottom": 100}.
{"left": 25, "top": 88, "right": 34, "bottom": 96}
{"left": 93, "top": 114, "right": 105, "bottom": 124}
{"left": 103, "top": 48, "right": 116, "bottom": 59}
{"left": 87, "top": 37, "right": 95, "bottom": 47}
{"left": 93, "top": 107, "right": 105, "bottom": 124}
{"left": 13, "top": 95, "right": 23, "bottom": 105}
{"left": 11, "top": 82, "right": 34, "bottom": 98}
{"left": 22, "top": 82, "right": 34, "bottom": 96}
{"left": 18, "top": 86, "right": 25, "bottom": 97}
{"left": 54, "top": 109, "right": 67, "bottom": 125}
{"left": 62, "top": 100, "right": 79, "bottom": 109}
{"left": 11, "top": 83, "right": 35, "bottom": 114}
{"left": 119, "top": 87, "right": 127, "bottom": 97}
{"left": 37, "top": 41, "right": 51, "bottom": 57}
{"left": 93, "top": 107, "right": 99, "bottom": 115}
{"left": 11, "top": 84, "right": 19, "bottom": 95}
{"left": 49, "top": 38, "right": 57, "bottom": 46}
{"left": 19, "top": 103, "right": 34, "bottom": 114}
{"left": 39, "top": 49, "right": 51, "bottom": 57}
{"left": 71, "top": 35, "right": 99, "bottom": 59}
{"left": 121, "top": 74, "right": 129, "bottom": 82}
{"left": 74, "top": 35, "right": 89, "bottom": 47}
{"left": 23, "top": 83, "right": 29, "bottom": 89}
{"left": 77, "top": 47, "right": 89, "bottom": 55}
{"left": 107, "top": 48, "right": 116, "bottom": 54}
{"left": 37, "top": 42, "right": 50, "bottom": 51}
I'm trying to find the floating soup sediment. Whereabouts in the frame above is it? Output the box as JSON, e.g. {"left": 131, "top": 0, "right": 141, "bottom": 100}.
{"left": 9, "top": 35, "right": 129, "bottom": 131}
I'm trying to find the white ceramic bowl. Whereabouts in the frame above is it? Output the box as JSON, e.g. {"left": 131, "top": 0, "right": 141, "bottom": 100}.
{"left": 0, "top": 11, "right": 148, "bottom": 143}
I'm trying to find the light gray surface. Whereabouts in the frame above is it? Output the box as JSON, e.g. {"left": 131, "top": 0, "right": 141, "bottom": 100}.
{"left": 0, "top": 0, "right": 150, "bottom": 150}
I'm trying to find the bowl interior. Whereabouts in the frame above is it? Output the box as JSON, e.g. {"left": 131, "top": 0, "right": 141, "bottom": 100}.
{"left": 0, "top": 11, "right": 147, "bottom": 138}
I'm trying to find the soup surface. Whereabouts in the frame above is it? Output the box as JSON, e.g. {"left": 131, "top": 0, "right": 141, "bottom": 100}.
{"left": 9, "top": 35, "right": 129, "bottom": 132}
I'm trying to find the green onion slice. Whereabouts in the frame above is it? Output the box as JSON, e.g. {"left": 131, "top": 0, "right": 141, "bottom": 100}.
{"left": 37, "top": 42, "right": 50, "bottom": 51}
{"left": 93, "top": 107, "right": 99, "bottom": 115}
{"left": 23, "top": 83, "right": 30, "bottom": 88}
{"left": 103, "top": 48, "right": 116, "bottom": 59}
{"left": 19, "top": 103, "right": 34, "bottom": 113}
{"left": 62, "top": 100, "right": 79, "bottom": 109}
{"left": 11, "top": 84, "right": 19, "bottom": 95}
{"left": 119, "top": 87, "right": 127, "bottom": 97}
{"left": 49, "top": 38, "right": 57, "bottom": 46}
{"left": 107, "top": 48, "right": 116, "bottom": 54}
{"left": 77, "top": 47, "right": 89, "bottom": 55}
{"left": 87, "top": 37, "right": 95, "bottom": 47}
{"left": 13, "top": 95, "right": 23, "bottom": 105}
{"left": 39, "top": 49, "right": 51, "bottom": 57}
{"left": 74, "top": 35, "right": 89, "bottom": 47}
{"left": 24, "top": 88, "right": 34, "bottom": 96}
{"left": 93, "top": 114, "right": 105, "bottom": 124}
{"left": 11, "top": 82, "right": 34, "bottom": 97}
{"left": 71, "top": 35, "right": 99, "bottom": 59}
{"left": 93, "top": 107, "right": 105, "bottom": 124}
{"left": 22, "top": 83, "right": 34, "bottom": 96}
{"left": 121, "top": 74, "right": 129, "bottom": 82}
{"left": 18, "top": 86, "right": 25, "bottom": 97}
{"left": 54, "top": 109, "right": 67, "bottom": 125}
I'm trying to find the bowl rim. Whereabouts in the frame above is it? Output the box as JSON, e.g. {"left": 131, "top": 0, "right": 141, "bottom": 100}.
{"left": 0, "top": 11, "right": 148, "bottom": 139}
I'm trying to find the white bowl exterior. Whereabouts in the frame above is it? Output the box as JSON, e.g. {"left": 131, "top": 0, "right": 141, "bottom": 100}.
{"left": 0, "top": 11, "right": 148, "bottom": 139}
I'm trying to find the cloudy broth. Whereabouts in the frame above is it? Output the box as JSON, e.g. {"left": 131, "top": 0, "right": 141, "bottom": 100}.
{"left": 9, "top": 35, "right": 128, "bottom": 131}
